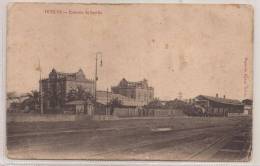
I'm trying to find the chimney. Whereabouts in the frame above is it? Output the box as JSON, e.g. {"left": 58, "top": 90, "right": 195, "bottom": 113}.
{"left": 216, "top": 93, "right": 219, "bottom": 98}
{"left": 223, "top": 95, "right": 226, "bottom": 99}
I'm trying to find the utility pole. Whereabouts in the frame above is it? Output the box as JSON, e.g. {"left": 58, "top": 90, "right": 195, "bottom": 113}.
{"left": 38, "top": 58, "right": 44, "bottom": 114}
{"left": 94, "top": 52, "right": 102, "bottom": 117}
{"left": 178, "top": 92, "right": 183, "bottom": 100}
{"left": 94, "top": 55, "right": 98, "bottom": 116}
{"left": 40, "top": 72, "right": 44, "bottom": 114}
{"left": 106, "top": 88, "right": 109, "bottom": 116}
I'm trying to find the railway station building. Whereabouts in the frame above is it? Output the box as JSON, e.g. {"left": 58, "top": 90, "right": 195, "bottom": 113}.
{"left": 195, "top": 94, "right": 244, "bottom": 116}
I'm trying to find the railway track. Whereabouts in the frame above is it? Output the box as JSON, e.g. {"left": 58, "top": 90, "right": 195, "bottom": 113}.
{"left": 211, "top": 121, "right": 252, "bottom": 161}
{"left": 7, "top": 122, "right": 237, "bottom": 146}
{"left": 7, "top": 117, "right": 251, "bottom": 161}
{"left": 8, "top": 125, "right": 232, "bottom": 156}
{"left": 188, "top": 120, "right": 252, "bottom": 161}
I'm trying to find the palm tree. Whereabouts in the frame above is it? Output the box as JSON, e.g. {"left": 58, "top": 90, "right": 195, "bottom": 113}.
{"left": 67, "top": 86, "right": 94, "bottom": 102}
{"left": 25, "top": 90, "right": 40, "bottom": 112}
{"left": 67, "top": 88, "right": 78, "bottom": 101}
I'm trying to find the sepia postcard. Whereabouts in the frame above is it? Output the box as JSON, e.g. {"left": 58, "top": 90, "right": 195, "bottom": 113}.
{"left": 6, "top": 3, "right": 253, "bottom": 161}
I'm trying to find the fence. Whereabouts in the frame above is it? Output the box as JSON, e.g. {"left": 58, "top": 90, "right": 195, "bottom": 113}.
{"left": 92, "top": 115, "right": 119, "bottom": 121}
{"left": 113, "top": 107, "right": 186, "bottom": 117}
{"left": 7, "top": 108, "right": 187, "bottom": 123}
{"left": 7, "top": 113, "right": 90, "bottom": 123}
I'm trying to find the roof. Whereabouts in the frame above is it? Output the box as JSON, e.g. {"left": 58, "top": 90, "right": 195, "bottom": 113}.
{"left": 57, "top": 72, "right": 76, "bottom": 77}
{"left": 196, "top": 95, "right": 243, "bottom": 106}
{"left": 49, "top": 68, "right": 93, "bottom": 82}
{"left": 242, "top": 99, "right": 253, "bottom": 105}
{"left": 115, "top": 78, "right": 152, "bottom": 89}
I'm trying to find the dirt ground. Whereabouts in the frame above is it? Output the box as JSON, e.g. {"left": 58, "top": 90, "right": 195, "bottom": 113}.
{"left": 7, "top": 116, "right": 252, "bottom": 161}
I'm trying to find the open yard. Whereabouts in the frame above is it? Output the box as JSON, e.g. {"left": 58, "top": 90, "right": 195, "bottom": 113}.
{"left": 7, "top": 116, "right": 252, "bottom": 161}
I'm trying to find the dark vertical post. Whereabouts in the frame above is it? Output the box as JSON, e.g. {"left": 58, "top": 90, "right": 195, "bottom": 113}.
{"left": 94, "top": 54, "right": 98, "bottom": 117}
{"left": 106, "top": 88, "right": 109, "bottom": 116}
{"left": 40, "top": 78, "right": 44, "bottom": 114}
{"left": 39, "top": 59, "right": 44, "bottom": 114}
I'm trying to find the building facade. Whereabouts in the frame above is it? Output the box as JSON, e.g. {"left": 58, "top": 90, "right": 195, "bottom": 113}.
{"left": 96, "top": 90, "right": 146, "bottom": 107}
{"left": 242, "top": 99, "right": 253, "bottom": 115}
{"left": 40, "top": 68, "right": 94, "bottom": 112}
{"left": 111, "top": 78, "right": 154, "bottom": 105}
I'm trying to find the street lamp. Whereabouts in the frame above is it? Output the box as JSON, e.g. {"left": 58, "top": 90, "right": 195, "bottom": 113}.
{"left": 36, "top": 57, "right": 44, "bottom": 114}
{"left": 93, "top": 52, "right": 102, "bottom": 117}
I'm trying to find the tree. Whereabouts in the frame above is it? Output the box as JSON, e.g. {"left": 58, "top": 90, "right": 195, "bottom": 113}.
{"left": 108, "top": 98, "right": 122, "bottom": 107}
{"left": 7, "top": 91, "right": 19, "bottom": 112}
{"left": 23, "top": 90, "right": 40, "bottom": 112}
{"left": 67, "top": 86, "right": 94, "bottom": 102}
{"left": 108, "top": 98, "right": 123, "bottom": 115}
{"left": 165, "top": 98, "right": 187, "bottom": 109}
{"left": 27, "top": 90, "right": 39, "bottom": 101}
{"left": 146, "top": 98, "right": 163, "bottom": 108}
{"left": 67, "top": 89, "right": 78, "bottom": 101}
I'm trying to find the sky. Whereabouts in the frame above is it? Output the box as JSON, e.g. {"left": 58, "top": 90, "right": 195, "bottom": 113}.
{"left": 7, "top": 3, "right": 253, "bottom": 100}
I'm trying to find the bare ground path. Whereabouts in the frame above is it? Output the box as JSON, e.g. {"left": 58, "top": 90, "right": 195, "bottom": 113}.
{"left": 7, "top": 116, "right": 252, "bottom": 161}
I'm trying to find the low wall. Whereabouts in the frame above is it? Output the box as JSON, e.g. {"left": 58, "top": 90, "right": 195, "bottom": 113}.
{"left": 93, "top": 115, "right": 119, "bottom": 121}
{"left": 7, "top": 108, "right": 187, "bottom": 123}
{"left": 228, "top": 113, "right": 249, "bottom": 117}
{"left": 113, "top": 107, "right": 186, "bottom": 117}
{"left": 113, "top": 107, "right": 139, "bottom": 117}
{"left": 153, "top": 108, "right": 185, "bottom": 116}
{"left": 7, "top": 113, "right": 86, "bottom": 123}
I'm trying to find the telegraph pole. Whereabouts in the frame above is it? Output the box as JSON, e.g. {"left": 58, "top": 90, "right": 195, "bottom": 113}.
{"left": 94, "top": 52, "right": 102, "bottom": 117}
{"left": 40, "top": 70, "right": 43, "bottom": 114}
{"left": 94, "top": 54, "right": 97, "bottom": 101}
{"left": 106, "top": 88, "right": 109, "bottom": 116}
{"left": 178, "top": 92, "right": 183, "bottom": 100}
{"left": 38, "top": 58, "right": 44, "bottom": 114}
{"left": 94, "top": 54, "right": 98, "bottom": 116}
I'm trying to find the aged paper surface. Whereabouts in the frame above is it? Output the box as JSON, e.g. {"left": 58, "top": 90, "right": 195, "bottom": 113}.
{"left": 6, "top": 3, "right": 253, "bottom": 161}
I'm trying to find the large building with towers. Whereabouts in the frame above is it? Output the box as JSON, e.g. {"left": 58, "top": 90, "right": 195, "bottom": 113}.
{"left": 40, "top": 68, "right": 94, "bottom": 112}
{"left": 111, "top": 78, "right": 154, "bottom": 105}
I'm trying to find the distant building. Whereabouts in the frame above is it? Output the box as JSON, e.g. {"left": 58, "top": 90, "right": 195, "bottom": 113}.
{"left": 242, "top": 99, "right": 253, "bottom": 115}
{"left": 40, "top": 68, "right": 94, "bottom": 112}
{"left": 195, "top": 94, "right": 244, "bottom": 116}
{"left": 96, "top": 90, "right": 145, "bottom": 107}
{"left": 111, "top": 78, "right": 154, "bottom": 105}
